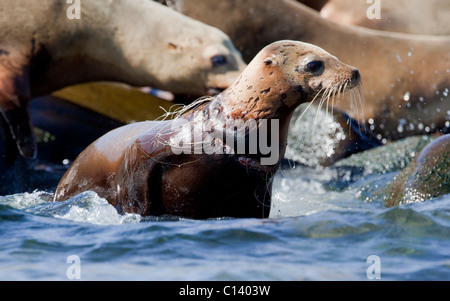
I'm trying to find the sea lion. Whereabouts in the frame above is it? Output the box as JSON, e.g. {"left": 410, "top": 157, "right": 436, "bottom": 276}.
{"left": 295, "top": 0, "right": 329, "bottom": 11}
{"left": 384, "top": 134, "right": 450, "bottom": 207}
{"left": 161, "top": 0, "right": 450, "bottom": 141}
{"left": 320, "top": 0, "right": 450, "bottom": 35}
{"left": 53, "top": 40, "right": 361, "bottom": 219}
{"left": 0, "top": 0, "right": 245, "bottom": 161}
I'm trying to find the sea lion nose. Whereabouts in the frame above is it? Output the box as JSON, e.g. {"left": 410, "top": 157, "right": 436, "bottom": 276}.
{"left": 351, "top": 68, "right": 360, "bottom": 83}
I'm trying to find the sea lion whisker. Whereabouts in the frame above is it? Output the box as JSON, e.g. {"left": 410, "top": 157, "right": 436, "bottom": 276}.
{"left": 331, "top": 82, "right": 343, "bottom": 116}
{"left": 349, "top": 86, "right": 363, "bottom": 133}
{"left": 314, "top": 85, "right": 335, "bottom": 133}
{"left": 253, "top": 174, "right": 273, "bottom": 210}
{"left": 324, "top": 86, "right": 332, "bottom": 121}
{"left": 338, "top": 81, "right": 346, "bottom": 109}
{"left": 306, "top": 87, "right": 328, "bottom": 137}
{"left": 328, "top": 83, "right": 340, "bottom": 119}
{"left": 294, "top": 87, "right": 326, "bottom": 122}
{"left": 323, "top": 84, "right": 336, "bottom": 122}
{"left": 356, "top": 83, "right": 366, "bottom": 128}
{"left": 351, "top": 87, "right": 365, "bottom": 133}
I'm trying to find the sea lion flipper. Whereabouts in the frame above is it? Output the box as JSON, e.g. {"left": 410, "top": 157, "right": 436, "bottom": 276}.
{"left": 0, "top": 55, "right": 35, "bottom": 159}
{"left": 0, "top": 106, "right": 36, "bottom": 159}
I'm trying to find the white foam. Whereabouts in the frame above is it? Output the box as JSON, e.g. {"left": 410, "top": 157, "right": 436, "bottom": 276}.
{"left": 270, "top": 167, "right": 356, "bottom": 218}
{"left": 0, "top": 191, "right": 49, "bottom": 209}
{"left": 0, "top": 190, "right": 141, "bottom": 225}
{"left": 53, "top": 191, "right": 141, "bottom": 225}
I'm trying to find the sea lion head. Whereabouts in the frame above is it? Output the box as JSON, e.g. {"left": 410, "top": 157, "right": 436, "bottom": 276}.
{"left": 162, "top": 23, "right": 246, "bottom": 97}
{"left": 222, "top": 40, "right": 361, "bottom": 121}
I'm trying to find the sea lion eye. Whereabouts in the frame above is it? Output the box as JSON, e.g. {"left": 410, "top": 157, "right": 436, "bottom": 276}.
{"left": 211, "top": 55, "right": 228, "bottom": 67}
{"left": 306, "top": 61, "right": 323, "bottom": 73}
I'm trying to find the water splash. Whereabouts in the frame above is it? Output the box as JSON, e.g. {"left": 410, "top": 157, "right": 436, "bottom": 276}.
{"left": 0, "top": 191, "right": 141, "bottom": 225}
{"left": 286, "top": 103, "right": 346, "bottom": 166}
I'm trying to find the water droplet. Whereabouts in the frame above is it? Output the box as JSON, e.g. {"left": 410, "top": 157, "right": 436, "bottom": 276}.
{"left": 410, "top": 70, "right": 414, "bottom": 75}
{"left": 419, "top": 96, "right": 424, "bottom": 102}
{"left": 407, "top": 52, "right": 412, "bottom": 57}
{"left": 368, "top": 118, "right": 374, "bottom": 125}
{"left": 418, "top": 123, "right": 424, "bottom": 130}
{"left": 403, "top": 92, "right": 410, "bottom": 101}
{"left": 396, "top": 54, "right": 402, "bottom": 63}
{"left": 397, "top": 119, "right": 406, "bottom": 132}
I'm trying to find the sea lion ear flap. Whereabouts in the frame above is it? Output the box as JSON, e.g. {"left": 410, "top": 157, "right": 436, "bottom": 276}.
{"left": 167, "top": 42, "right": 183, "bottom": 53}
{"left": 263, "top": 56, "right": 279, "bottom": 66}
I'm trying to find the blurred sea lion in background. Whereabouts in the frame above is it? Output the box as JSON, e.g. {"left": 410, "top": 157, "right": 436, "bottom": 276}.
{"left": 0, "top": 0, "right": 245, "bottom": 163}
{"left": 320, "top": 0, "right": 450, "bottom": 35}
{"left": 161, "top": 0, "right": 450, "bottom": 142}
{"left": 295, "top": 0, "right": 329, "bottom": 11}
{"left": 384, "top": 134, "right": 450, "bottom": 207}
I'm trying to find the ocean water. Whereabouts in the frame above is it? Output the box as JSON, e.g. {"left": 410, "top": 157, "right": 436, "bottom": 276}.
{"left": 1, "top": 149, "right": 449, "bottom": 281}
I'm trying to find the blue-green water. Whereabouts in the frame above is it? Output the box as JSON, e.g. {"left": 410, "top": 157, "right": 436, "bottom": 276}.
{"left": 1, "top": 152, "right": 449, "bottom": 281}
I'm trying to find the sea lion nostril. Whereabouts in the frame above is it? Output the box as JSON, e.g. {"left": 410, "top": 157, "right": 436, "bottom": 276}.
{"left": 351, "top": 69, "right": 360, "bottom": 82}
